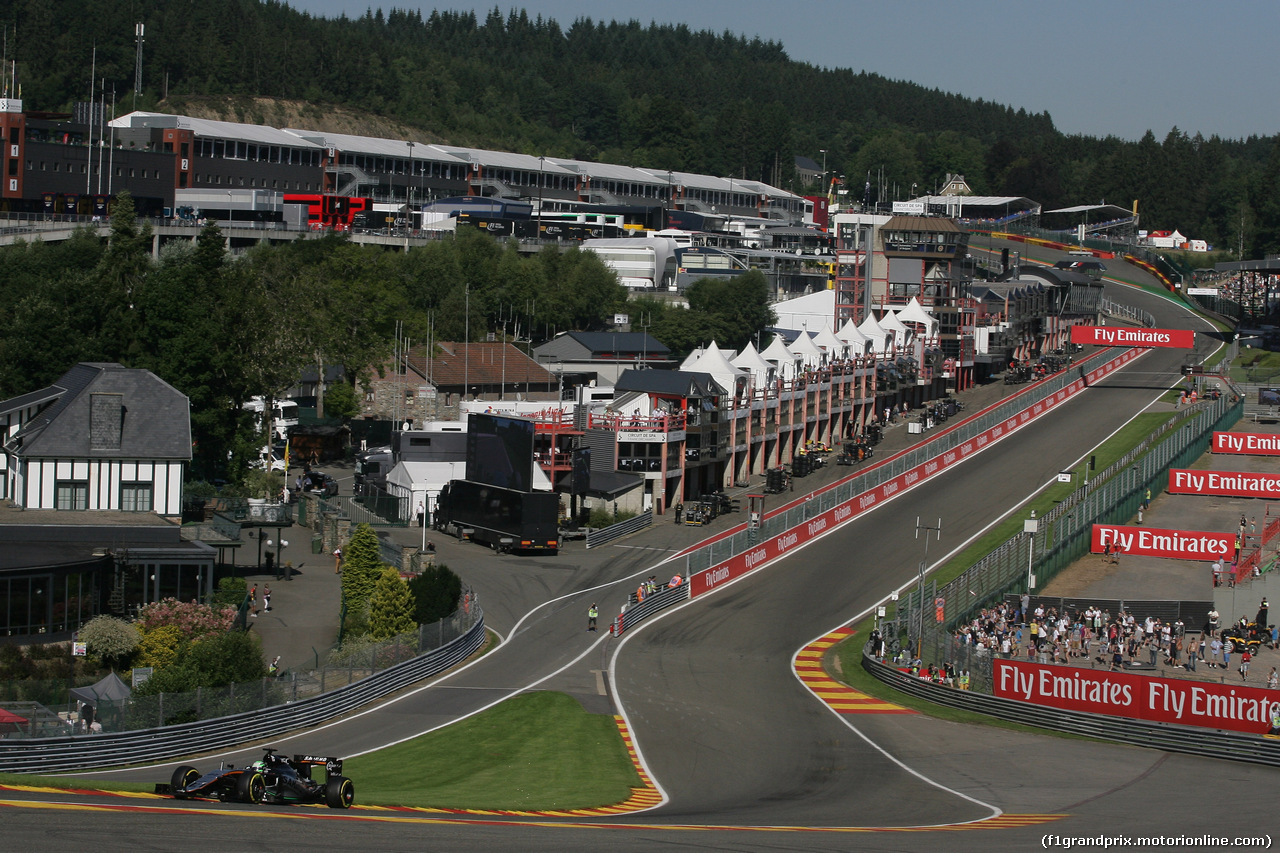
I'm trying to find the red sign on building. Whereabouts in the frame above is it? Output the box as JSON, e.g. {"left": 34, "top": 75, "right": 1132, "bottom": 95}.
{"left": 1069, "top": 326, "right": 1195, "bottom": 348}
{"left": 993, "top": 659, "right": 1280, "bottom": 736}
{"left": 1090, "top": 524, "right": 1232, "bottom": 561}
{"left": 1212, "top": 431, "right": 1280, "bottom": 455}
{"left": 1167, "top": 468, "right": 1280, "bottom": 499}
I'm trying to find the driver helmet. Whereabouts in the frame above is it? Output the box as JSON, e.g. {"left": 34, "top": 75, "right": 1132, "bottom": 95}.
{"left": 251, "top": 760, "right": 267, "bottom": 772}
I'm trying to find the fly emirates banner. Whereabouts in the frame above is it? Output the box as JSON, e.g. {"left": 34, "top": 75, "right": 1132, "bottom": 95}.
{"left": 1167, "top": 468, "right": 1280, "bottom": 499}
{"left": 1069, "top": 326, "right": 1195, "bottom": 348}
{"left": 1090, "top": 524, "right": 1231, "bottom": 560}
{"left": 1212, "top": 431, "right": 1280, "bottom": 456}
{"left": 994, "top": 659, "right": 1280, "bottom": 735}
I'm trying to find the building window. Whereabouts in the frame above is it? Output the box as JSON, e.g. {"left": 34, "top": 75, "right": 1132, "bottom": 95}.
{"left": 120, "top": 482, "right": 153, "bottom": 512}
{"left": 56, "top": 481, "right": 88, "bottom": 510}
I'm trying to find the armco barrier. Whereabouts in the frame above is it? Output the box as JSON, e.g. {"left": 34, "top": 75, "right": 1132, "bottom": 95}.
{"left": 685, "top": 347, "right": 1148, "bottom": 600}
{"left": 862, "top": 650, "right": 1280, "bottom": 768}
{"left": 586, "top": 510, "right": 654, "bottom": 549}
{"left": 0, "top": 614, "right": 485, "bottom": 773}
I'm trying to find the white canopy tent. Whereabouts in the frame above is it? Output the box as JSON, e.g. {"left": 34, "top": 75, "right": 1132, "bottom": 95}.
{"left": 760, "top": 335, "right": 802, "bottom": 379}
{"left": 685, "top": 341, "right": 747, "bottom": 395}
{"left": 789, "top": 331, "right": 825, "bottom": 369}
{"left": 731, "top": 340, "right": 776, "bottom": 386}
{"left": 836, "top": 318, "right": 872, "bottom": 356}
{"left": 858, "top": 315, "right": 891, "bottom": 354}
{"left": 812, "top": 326, "right": 848, "bottom": 361}
{"left": 879, "top": 310, "right": 911, "bottom": 347}
{"left": 895, "top": 297, "right": 937, "bottom": 337}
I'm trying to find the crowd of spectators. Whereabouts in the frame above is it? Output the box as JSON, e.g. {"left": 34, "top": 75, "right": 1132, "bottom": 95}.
{"left": 945, "top": 597, "right": 1278, "bottom": 685}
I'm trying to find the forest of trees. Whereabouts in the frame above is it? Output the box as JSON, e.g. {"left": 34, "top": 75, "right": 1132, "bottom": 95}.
{"left": 0, "top": 195, "right": 631, "bottom": 478}
{"left": 5, "top": 1, "right": 1280, "bottom": 255}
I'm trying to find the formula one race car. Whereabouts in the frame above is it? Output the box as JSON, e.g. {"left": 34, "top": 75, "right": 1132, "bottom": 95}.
{"left": 157, "top": 748, "right": 354, "bottom": 808}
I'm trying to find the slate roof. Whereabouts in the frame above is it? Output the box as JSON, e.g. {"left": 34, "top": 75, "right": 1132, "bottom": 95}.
{"left": 614, "top": 369, "right": 725, "bottom": 398}
{"left": 408, "top": 342, "right": 555, "bottom": 389}
{"left": 3, "top": 363, "right": 191, "bottom": 460}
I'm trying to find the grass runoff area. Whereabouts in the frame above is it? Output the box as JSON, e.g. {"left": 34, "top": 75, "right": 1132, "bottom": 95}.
{"left": 0, "top": 691, "right": 642, "bottom": 810}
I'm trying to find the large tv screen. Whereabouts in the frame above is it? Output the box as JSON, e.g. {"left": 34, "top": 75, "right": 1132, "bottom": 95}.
{"left": 1260, "top": 388, "right": 1280, "bottom": 406}
{"left": 466, "top": 413, "right": 535, "bottom": 492}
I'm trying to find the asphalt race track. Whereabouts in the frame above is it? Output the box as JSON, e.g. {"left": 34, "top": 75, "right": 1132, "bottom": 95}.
{"left": 6, "top": 245, "right": 1278, "bottom": 851}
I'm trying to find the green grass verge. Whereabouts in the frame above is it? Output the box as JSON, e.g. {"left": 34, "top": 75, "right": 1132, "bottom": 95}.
{"left": 0, "top": 773, "right": 152, "bottom": 793}
{"left": 344, "top": 691, "right": 640, "bottom": 810}
{"left": 0, "top": 691, "right": 642, "bottom": 811}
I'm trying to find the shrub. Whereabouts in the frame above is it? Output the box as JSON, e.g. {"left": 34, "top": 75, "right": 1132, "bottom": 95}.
{"left": 587, "top": 506, "right": 637, "bottom": 528}
{"left": 368, "top": 568, "right": 416, "bottom": 640}
{"left": 407, "top": 563, "right": 463, "bottom": 625}
{"left": 213, "top": 576, "right": 247, "bottom": 608}
{"left": 136, "top": 624, "right": 185, "bottom": 670}
{"left": 78, "top": 616, "right": 141, "bottom": 670}
{"left": 136, "top": 598, "right": 235, "bottom": 641}
{"left": 133, "top": 629, "right": 265, "bottom": 695}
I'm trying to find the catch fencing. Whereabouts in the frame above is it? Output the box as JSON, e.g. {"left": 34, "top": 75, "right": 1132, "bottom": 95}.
{"left": 0, "top": 591, "right": 480, "bottom": 740}
{"left": 861, "top": 652, "right": 1280, "bottom": 768}
{"left": 0, "top": 605, "right": 485, "bottom": 773}
{"left": 897, "top": 393, "right": 1242, "bottom": 666}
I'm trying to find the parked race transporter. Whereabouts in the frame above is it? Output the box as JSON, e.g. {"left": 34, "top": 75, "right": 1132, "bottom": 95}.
{"left": 159, "top": 748, "right": 355, "bottom": 808}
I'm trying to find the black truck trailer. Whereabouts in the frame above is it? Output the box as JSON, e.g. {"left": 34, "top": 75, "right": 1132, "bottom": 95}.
{"left": 433, "top": 479, "right": 560, "bottom": 554}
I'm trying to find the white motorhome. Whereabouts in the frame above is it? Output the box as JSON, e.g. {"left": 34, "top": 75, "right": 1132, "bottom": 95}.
{"left": 242, "top": 397, "right": 299, "bottom": 440}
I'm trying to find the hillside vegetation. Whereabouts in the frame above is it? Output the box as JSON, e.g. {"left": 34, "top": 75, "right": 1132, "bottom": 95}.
{"left": 8, "top": 1, "right": 1280, "bottom": 253}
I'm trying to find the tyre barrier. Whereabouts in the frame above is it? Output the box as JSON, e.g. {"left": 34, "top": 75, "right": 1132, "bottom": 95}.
{"left": 0, "top": 617, "right": 485, "bottom": 774}
{"left": 861, "top": 649, "right": 1280, "bottom": 768}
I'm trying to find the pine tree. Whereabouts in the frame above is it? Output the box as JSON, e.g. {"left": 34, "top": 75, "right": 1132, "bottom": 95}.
{"left": 368, "top": 567, "right": 416, "bottom": 640}
{"left": 340, "top": 523, "right": 386, "bottom": 610}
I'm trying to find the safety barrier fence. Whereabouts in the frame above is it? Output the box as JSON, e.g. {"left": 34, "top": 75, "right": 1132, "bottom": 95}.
{"left": 0, "top": 604, "right": 484, "bottom": 772}
{"left": 861, "top": 651, "right": 1280, "bottom": 768}
{"left": 608, "top": 583, "right": 690, "bottom": 637}
{"left": 680, "top": 347, "right": 1146, "bottom": 587}
{"left": 586, "top": 511, "right": 654, "bottom": 549}
{"left": 898, "top": 393, "right": 1242, "bottom": 667}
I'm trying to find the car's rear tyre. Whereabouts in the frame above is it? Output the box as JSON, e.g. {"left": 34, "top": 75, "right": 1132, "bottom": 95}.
{"left": 325, "top": 775, "right": 354, "bottom": 809}
{"left": 237, "top": 771, "right": 266, "bottom": 804}
{"left": 170, "top": 765, "right": 199, "bottom": 797}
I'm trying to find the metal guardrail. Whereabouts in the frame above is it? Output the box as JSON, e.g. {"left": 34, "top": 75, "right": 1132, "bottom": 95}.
{"left": 585, "top": 511, "right": 654, "bottom": 549}
{"left": 609, "top": 583, "right": 690, "bottom": 636}
{"left": 862, "top": 651, "right": 1280, "bottom": 768}
{"left": 0, "top": 610, "right": 485, "bottom": 773}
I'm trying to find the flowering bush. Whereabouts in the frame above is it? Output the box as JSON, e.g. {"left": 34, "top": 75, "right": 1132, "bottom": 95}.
{"left": 136, "top": 624, "right": 185, "bottom": 670}
{"left": 136, "top": 598, "right": 235, "bottom": 641}
{"left": 78, "top": 615, "right": 141, "bottom": 669}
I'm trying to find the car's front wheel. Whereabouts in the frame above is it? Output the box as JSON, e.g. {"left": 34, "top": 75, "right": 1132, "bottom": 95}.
{"left": 325, "top": 775, "right": 354, "bottom": 809}
{"left": 170, "top": 765, "right": 200, "bottom": 797}
{"left": 237, "top": 771, "right": 266, "bottom": 804}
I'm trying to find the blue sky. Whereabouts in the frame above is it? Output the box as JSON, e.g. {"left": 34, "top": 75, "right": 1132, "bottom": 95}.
{"left": 285, "top": 1, "right": 1278, "bottom": 142}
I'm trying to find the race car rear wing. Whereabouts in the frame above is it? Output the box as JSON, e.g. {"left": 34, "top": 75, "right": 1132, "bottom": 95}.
{"left": 294, "top": 754, "right": 343, "bottom": 777}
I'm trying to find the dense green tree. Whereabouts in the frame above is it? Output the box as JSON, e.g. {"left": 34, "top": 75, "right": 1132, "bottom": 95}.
{"left": 340, "top": 523, "right": 386, "bottom": 610}
{"left": 368, "top": 567, "right": 416, "bottom": 640}
{"left": 407, "top": 563, "right": 464, "bottom": 625}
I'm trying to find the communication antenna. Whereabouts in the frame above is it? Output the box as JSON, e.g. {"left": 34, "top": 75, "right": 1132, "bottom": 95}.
{"left": 133, "top": 23, "right": 144, "bottom": 109}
